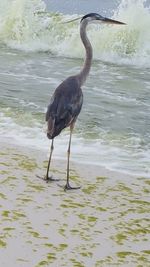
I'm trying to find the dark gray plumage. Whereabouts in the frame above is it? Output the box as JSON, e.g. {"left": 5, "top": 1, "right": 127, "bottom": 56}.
{"left": 42, "top": 13, "right": 125, "bottom": 190}
{"left": 46, "top": 76, "right": 83, "bottom": 139}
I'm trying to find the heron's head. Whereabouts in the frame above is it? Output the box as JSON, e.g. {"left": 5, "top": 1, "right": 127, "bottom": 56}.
{"left": 81, "top": 13, "right": 126, "bottom": 25}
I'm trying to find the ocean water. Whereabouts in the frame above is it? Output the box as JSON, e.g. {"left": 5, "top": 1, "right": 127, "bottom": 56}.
{"left": 0, "top": 0, "right": 150, "bottom": 176}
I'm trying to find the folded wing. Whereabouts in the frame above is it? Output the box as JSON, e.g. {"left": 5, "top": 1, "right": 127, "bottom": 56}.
{"left": 46, "top": 76, "right": 83, "bottom": 139}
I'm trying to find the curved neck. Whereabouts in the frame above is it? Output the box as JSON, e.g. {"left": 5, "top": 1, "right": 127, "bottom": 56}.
{"left": 77, "top": 20, "right": 93, "bottom": 87}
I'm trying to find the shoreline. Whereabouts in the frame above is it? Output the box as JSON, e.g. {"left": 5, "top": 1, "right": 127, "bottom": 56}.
{"left": 0, "top": 141, "right": 150, "bottom": 266}
{"left": 0, "top": 138, "right": 139, "bottom": 182}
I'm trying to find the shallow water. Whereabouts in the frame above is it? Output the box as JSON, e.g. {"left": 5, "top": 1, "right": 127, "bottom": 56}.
{"left": 0, "top": 0, "right": 150, "bottom": 176}
{"left": 0, "top": 47, "right": 150, "bottom": 176}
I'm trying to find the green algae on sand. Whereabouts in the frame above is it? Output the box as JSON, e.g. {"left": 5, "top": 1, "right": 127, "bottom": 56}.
{"left": 0, "top": 144, "right": 150, "bottom": 266}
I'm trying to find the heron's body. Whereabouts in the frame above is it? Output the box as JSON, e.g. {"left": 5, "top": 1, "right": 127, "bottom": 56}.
{"left": 46, "top": 75, "right": 83, "bottom": 139}
{"left": 42, "top": 13, "right": 125, "bottom": 190}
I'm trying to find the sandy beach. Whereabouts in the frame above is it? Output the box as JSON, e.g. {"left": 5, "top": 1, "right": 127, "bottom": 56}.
{"left": 0, "top": 141, "right": 150, "bottom": 267}
{"left": 0, "top": 0, "right": 150, "bottom": 266}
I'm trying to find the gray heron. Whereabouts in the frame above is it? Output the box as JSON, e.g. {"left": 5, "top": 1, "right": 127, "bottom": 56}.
{"left": 43, "top": 13, "right": 125, "bottom": 190}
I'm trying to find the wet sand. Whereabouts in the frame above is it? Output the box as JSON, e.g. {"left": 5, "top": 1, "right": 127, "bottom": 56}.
{"left": 0, "top": 142, "right": 150, "bottom": 267}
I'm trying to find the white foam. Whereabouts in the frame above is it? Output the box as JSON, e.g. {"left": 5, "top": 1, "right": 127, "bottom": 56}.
{"left": 0, "top": 110, "right": 150, "bottom": 177}
{"left": 0, "top": 0, "right": 149, "bottom": 67}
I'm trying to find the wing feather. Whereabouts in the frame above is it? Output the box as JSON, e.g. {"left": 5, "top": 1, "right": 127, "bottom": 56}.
{"left": 46, "top": 76, "right": 83, "bottom": 139}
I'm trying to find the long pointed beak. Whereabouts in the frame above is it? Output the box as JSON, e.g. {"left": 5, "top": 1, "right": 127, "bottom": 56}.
{"left": 64, "top": 16, "right": 82, "bottom": 24}
{"left": 101, "top": 17, "right": 126, "bottom": 25}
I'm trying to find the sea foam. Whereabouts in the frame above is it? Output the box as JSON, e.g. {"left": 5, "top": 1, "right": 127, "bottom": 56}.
{"left": 0, "top": 0, "right": 150, "bottom": 67}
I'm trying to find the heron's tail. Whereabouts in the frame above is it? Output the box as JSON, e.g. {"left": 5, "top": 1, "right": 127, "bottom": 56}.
{"left": 47, "top": 117, "right": 55, "bottom": 139}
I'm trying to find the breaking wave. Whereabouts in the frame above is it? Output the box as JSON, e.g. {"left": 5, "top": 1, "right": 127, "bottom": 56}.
{"left": 0, "top": 0, "right": 150, "bottom": 66}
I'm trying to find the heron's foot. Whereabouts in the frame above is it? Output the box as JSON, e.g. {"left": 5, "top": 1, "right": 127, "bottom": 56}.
{"left": 64, "top": 183, "right": 81, "bottom": 191}
{"left": 36, "top": 175, "right": 60, "bottom": 183}
{"left": 44, "top": 175, "right": 60, "bottom": 183}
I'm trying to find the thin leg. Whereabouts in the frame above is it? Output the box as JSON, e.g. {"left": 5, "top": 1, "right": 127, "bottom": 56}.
{"left": 64, "top": 125, "right": 81, "bottom": 191}
{"left": 44, "top": 138, "right": 60, "bottom": 182}
{"left": 45, "top": 139, "right": 54, "bottom": 180}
